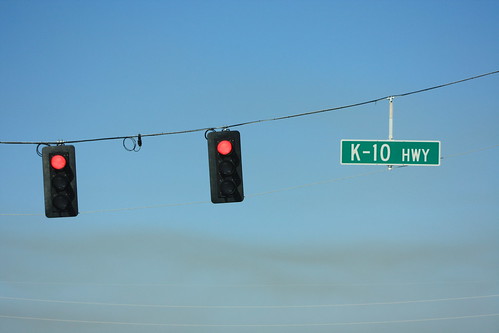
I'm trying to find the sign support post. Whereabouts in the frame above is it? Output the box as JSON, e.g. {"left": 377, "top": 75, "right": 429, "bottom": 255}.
{"left": 388, "top": 96, "right": 394, "bottom": 141}
{"left": 388, "top": 97, "right": 394, "bottom": 170}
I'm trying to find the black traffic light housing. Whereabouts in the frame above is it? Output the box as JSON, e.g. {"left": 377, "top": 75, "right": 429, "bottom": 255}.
{"left": 42, "top": 145, "right": 78, "bottom": 218}
{"left": 207, "top": 130, "right": 244, "bottom": 203}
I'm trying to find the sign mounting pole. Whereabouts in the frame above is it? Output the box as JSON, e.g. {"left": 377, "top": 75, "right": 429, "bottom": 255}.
{"left": 388, "top": 97, "right": 394, "bottom": 170}
{"left": 388, "top": 97, "right": 394, "bottom": 140}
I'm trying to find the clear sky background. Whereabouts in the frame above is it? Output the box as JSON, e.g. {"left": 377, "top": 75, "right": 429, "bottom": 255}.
{"left": 0, "top": 0, "right": 498, "bottom": 332}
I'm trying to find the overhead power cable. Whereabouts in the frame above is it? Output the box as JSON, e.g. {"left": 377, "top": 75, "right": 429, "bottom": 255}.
{"left": 1, "top": 313, "right": 498, "bottom": 327}
{"left": 0, "top": 280, "right": 486, "bottom": 287}
{"left": 1, "top": 294, "right": 497, "bottom": 309}
{"left": 0, "top": 70, "right": 498, "bottom": 146}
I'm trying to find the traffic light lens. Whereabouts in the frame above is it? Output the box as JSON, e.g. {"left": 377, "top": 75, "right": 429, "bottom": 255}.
{"left": 220, "top": 179, "right": 236, "bottom": 196}
{"left": 219, "top": 161, "right": 235, "bottom": 176}
{"left": 53, "top": 194, "right": 70, "bottom": 210}
{"left": 52, "top": 174, "right": 69, "bottom": 191}
{"left": 217, "top": 140, "right": 232, "bottom": 155}
{"left": 51, "top": 155, "right": 67, "bottom": 170}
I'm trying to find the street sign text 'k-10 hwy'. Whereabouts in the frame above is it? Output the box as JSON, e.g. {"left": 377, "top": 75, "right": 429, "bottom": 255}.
{"left": 340, "top": 140, "right": 441, "bottom": 166}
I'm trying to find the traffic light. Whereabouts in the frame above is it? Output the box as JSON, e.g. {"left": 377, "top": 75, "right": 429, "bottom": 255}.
{"left": 42, "top": 145, "right": 78, "bottom": 218}
{"left": 207, "top": 130, "right": 244, "bottom": 203}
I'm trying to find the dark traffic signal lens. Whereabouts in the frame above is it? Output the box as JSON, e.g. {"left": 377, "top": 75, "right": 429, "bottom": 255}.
{"left": 53, "top": 194, "right": 70, "bottom": 210}
{"left": 219, "top": 160, "right": 235, "bottom": 176}
{"left": 220, "top": 179, "right": 236, "bottom": 196}
{"left": 52, "top": 174, "right": 69, "bottom": 191}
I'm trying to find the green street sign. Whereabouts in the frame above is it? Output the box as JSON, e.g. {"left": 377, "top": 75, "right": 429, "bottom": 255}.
{"left": 340, "top": 140, "right": 441, "bottom": 166}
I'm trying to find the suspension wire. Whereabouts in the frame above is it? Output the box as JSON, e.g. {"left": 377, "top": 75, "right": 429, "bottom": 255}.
{"left": 392, "top": 70, "right": 499, "bottom": 98}
{"left": 1, "top": 70, "right": 497, "bottom": 146}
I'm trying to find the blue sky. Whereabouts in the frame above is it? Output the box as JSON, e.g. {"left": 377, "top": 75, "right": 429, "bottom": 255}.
{"left": 0, "top": 0, "right": 498, "bottom": 332}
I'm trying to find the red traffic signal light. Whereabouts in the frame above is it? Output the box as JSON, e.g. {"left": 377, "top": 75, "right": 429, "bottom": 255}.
{"left": 42, "top": 145, "right": 78, "bottom": 218}
{"left": 50, "top": 155, "right": 67, "bottom": 170}
{"left": 207, "top": 131, "right": 244, "bottom": 203}
{"left": 217, "top": 140, "right": 233, "bottom": 155}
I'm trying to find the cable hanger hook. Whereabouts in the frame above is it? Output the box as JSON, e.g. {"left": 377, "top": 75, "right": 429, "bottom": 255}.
{"left": 204, "top": 128, "right": 216, "bottom": 140}
{"left": 36, "top": 143, "right": 51, "bottom": 157}
{"left": 122, "top": 135, "right": 141, "bottom": 152}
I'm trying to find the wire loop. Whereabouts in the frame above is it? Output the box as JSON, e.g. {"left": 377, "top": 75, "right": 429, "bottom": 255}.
{"left": 36, "top": 143, "right": 50, "bottom": 157}
{"left": 122, "top": 137, "right": 141, "bottom": 152}
{"left": 204, "top": 129, "right": 216, "bottom": 140}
